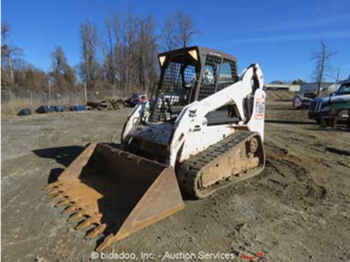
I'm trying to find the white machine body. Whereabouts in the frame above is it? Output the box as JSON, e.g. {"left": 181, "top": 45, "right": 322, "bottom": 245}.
{"left": 122, "top": 64, "right": 265, "bottom": 167}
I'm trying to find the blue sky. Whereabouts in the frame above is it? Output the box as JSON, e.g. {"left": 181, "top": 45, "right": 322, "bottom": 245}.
{"left": 2, "top": 0, "right": 350, "bottom": 83}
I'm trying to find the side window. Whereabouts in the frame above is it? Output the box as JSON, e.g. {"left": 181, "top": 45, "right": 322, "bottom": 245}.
{"left": 163, "top": 62, "right": 182, "bottom": 91}
{"left": 183, "top": 65, "right": 196, "bottom": 88}
{"left": 218, "top": 62, "right": 233, "bottom": 84}
{"left": 198, "top": 55, "right": 238, "bottom": 100}
{"left": 198, "top": 54, "right": 221, "bottom": 100}
{"left": 339, "top": 84, "right": 350, "bottom": 95}
{"left": 202, "top": 65, "right": 215, "bottom": 85}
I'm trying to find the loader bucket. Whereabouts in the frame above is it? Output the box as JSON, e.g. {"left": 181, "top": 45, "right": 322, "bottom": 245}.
{"left": 44, "top": 143, "right": 184, "bottom": 251}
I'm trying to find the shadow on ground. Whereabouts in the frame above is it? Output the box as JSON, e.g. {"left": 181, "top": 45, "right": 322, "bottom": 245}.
{"left": 33, "top": 145, "right": 86, "bottom": 167}
{"left": 33, "top": 145, "right": 85, "bottom": 183}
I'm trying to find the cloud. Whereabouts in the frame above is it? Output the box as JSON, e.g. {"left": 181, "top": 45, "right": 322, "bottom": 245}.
{"left": 249, "top": 14, "right": 350, "bottom": 33}
{"left": 228, "top": 30, "right": 350, "bottom": 44}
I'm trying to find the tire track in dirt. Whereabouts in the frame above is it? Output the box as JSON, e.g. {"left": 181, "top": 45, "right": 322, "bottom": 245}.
{"left": 263, "top": 141, "right": 327, "bottom": 209}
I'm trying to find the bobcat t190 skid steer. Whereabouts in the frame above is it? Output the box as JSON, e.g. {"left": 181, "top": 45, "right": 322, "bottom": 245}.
{"left": 45, "top": 46, "right": 266, "bottom": 251}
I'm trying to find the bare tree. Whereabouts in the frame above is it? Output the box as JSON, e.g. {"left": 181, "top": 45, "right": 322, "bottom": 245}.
{"left": 50, "top": 46, "right": 77, "bottom": 91}
{"left": 311, "top": 40, "right": 337, "bottom": 95}
{"left": 161, "top": 11, "right": 199, "bottom": 51}
{"left": 1, "top": 22, "right": 65, "bottom": 91}
{"left": 123, "top": 11, "right": 139, "bottom": 88}
{"left": 1, "top": 22, "right": 22, "bottom": 86}
{"left": 103, "top": 16, "right": 116, "bottom": 84}
{"left": 79, "top": 19, "right": 99, "bottom": 89}
{"left": 161, "top": 18, "right": 178, "bottom": 51}
{"left": 104, "top": 11, "right": 158, "bottom": 92}
{"left": 175, "top": 11, "right": 199, "bottom": 48}
{"left": 136, "top": 14, "right": 158, "bottom": 92}
{"left": 20, "top": 65, "right": 48, "bottom": 91}
{"left": 111, "top": 12, "right": 124, "bottom": 88}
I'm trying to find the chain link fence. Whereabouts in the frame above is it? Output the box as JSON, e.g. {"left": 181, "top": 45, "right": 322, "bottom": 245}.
{"left": 1, "top": 88, "right": 136, "bottom": 115}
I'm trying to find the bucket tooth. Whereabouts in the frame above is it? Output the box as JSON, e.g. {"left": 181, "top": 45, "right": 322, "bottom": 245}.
{"left": 61, "top": 204, "right": 79, "bottom": 214}
{"left": 51, "top": 194, "right": 65, "bottom": 202}
{"left": 76, "top": 218, "right": 93, "bottom": 230}
{"left": 76, "top": 219, "right": 91, "bottom": 231}
{"left": 96, "top": 234, "right": 115, "bottom": 252}
{"left": 55, "top": 199, "right": 70, "bottom": 207}
{"left": 47, "top": 188, "right": 62, "bottom": 196}
{"left": 61, "top": 200, "right": 87, "bottom": 214}
{"left": 44, "top": 181, "right": 61, "bottom": 190}
{"left": 68, "top": 211, "right": 85, "bottom": 222}
{"left": 86, "top": 224, "right": 107, "bottom": 239}
{"left": 76, "top": 213, "right": 103, "bottom": 230}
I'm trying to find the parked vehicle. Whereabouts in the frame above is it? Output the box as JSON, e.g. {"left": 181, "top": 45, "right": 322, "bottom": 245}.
{"left": 124, "top": 93, "right": 148, "bottom": 107}
{"left": 309, "top": 79, "right": 350, "bottom": 124}
{"left": 293, "top": 92, "right": 316, "bottom": 109}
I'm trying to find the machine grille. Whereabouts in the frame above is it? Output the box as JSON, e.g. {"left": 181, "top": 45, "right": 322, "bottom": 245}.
{"left": 310, "top": 100, "right": 322, "bottom": 112}
{"left": 198, "top": 55, "right": 238, "bottom": 100}
{"left": 150, "top": 59, "right": 196, "bottom": 122}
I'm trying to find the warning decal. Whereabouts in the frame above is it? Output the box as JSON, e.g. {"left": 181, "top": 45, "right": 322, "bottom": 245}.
{"left": 255, "top": 98, "right": 265, "bottom": 119}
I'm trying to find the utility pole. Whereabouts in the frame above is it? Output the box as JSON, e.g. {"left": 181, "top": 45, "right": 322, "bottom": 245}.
{"left": 28, "top": 90, "right": 33, "bottom": 112}
{"left": 8, "top": 56, "right": 14, "bottom": 85}
{"left": 8, "top": 89, "right": 12, "bottom": 103}
{"left": 48, "top": 81, "right": 52, "bottom": 105}
{"left": 74, "top": 84, "right": 77, "bottom": 105}
{"left": 84, "top": 83, "right": 87, "bottom": 103}
{"left": 336, "top": 68, "right": 340, "bottom": 84}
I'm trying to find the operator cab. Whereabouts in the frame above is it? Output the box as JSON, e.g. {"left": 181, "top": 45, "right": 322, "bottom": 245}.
{"left": 149, "top": 46, "right": 239, "bottom": 123}
{"left": 336, "top": 81, "right": 350, "bottom": 95}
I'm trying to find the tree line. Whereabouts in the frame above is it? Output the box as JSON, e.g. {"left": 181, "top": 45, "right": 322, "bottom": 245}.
{"left": 1, "top": 10, "right": 199, "bottom": 94}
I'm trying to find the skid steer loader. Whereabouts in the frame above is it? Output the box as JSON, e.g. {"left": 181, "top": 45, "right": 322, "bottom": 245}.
{"left": 45, "top": 46, "right": 266, "bottom": 251}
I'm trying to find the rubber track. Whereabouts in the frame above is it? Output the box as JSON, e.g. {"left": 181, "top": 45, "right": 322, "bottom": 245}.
{"left": 177, "top": 131, "right": 262, "bottom": 198}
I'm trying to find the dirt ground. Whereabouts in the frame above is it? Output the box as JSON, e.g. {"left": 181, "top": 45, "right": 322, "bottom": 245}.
{"left": 1, "top": 103, "right": 350, "bottom": 262}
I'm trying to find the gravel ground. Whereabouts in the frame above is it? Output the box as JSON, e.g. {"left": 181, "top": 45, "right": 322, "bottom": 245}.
{"left": 1, "top": 103, "right": 350, "bottom": 262}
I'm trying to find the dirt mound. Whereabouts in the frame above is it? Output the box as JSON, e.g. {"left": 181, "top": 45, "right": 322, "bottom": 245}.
{"left": 266, "top": 90, "right": 294, "bottom": 101}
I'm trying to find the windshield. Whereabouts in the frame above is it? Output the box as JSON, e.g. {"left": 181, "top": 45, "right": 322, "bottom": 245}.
{"left": 337, "top": 83, "right": 350, "bottom": 95}
{"left": 149, "top": 58, "right": 197, "bottom": 122}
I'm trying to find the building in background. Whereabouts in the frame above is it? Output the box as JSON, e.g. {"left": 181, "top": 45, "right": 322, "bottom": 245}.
{"left": 264, "top": 84, "right": 300, "bottom": 92}
{"left": 300, "top": 82, "right": 338, "bottom": 93}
